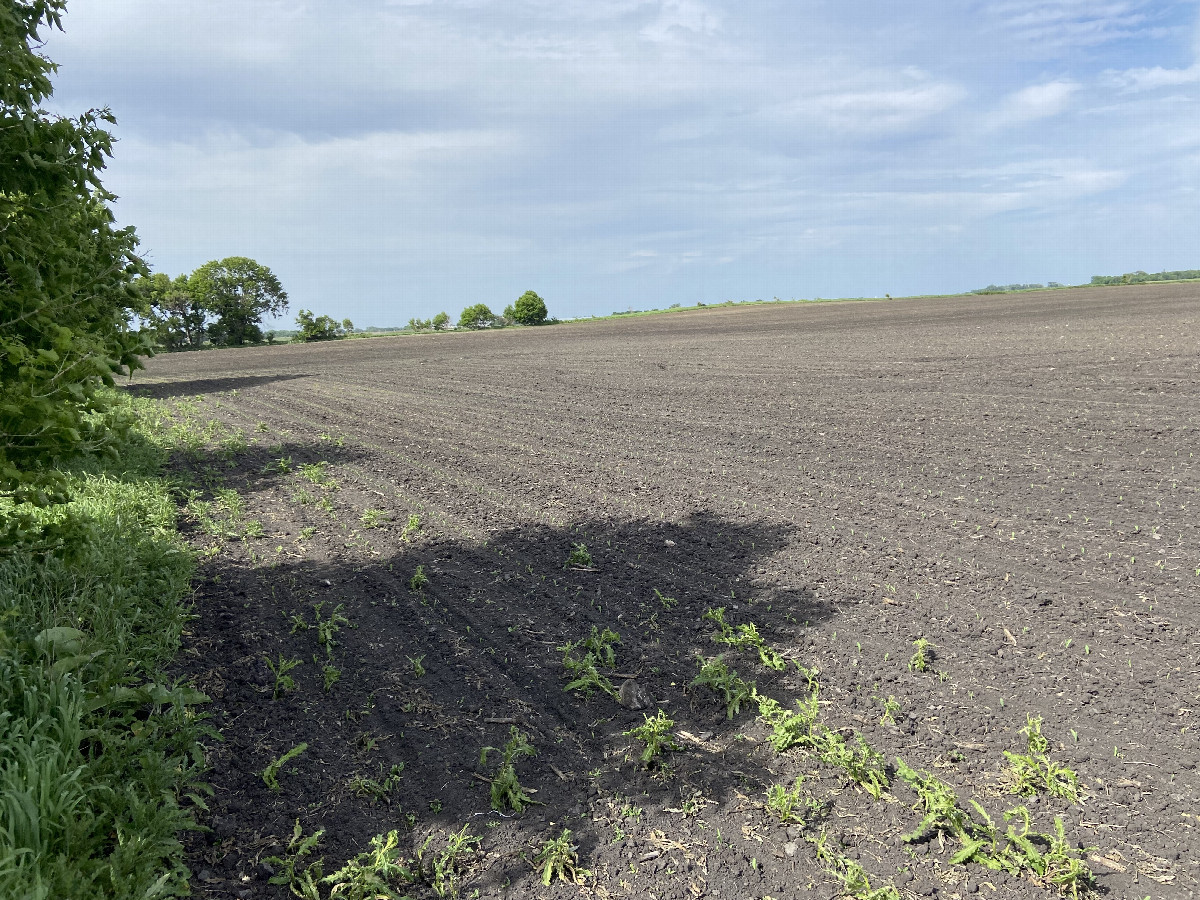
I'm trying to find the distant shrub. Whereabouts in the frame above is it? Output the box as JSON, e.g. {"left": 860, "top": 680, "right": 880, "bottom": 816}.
{"left": 458, "top": 303, "right": 495, "bottom": 329}
{"left": 512, "top": 291, "right": 548, "bottom": 325}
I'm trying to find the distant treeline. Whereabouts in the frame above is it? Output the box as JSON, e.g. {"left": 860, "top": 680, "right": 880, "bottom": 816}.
{"left": 970, "top": 282, "right": 1064, "bottom": 294}
{"left": 1090, "top": 269, "right": 1200, "bottom": 285}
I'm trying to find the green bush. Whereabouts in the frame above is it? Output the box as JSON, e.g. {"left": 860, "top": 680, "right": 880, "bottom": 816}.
{"left": 458, "top": 303, "right": 495, "bottom": 329}
{"left": 512, "top": 291, "right": 548, "bottom": 325}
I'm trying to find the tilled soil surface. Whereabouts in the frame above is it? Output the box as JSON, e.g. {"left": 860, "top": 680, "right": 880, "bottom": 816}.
{"left": 133, "top": 285, "right": 1199, "bottom": 900}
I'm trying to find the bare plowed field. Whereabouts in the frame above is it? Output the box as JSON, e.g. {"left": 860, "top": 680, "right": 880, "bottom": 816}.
{"left": 133, "top": 285, "right": 1199, "bottom": 900}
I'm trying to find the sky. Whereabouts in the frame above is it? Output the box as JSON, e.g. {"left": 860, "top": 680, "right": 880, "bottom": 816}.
{"left": 43, "top": 0, "right": 1200, "bottom": 327}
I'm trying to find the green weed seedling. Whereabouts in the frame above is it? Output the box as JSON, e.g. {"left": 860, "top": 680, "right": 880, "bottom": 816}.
{"left": 415, "top": 825, "right": 481, "bottom": 898}
{"left": 401, "top": 514, "right": 421, "bottom": 540}
{"left": 908, "top": 638, "right": 936, "bottom": 673}
{"left": 266, "top": 654, "right": 302, "bottom": 700}
{"left": 756, "top": 690, "right": 820, "bottom": 752}
{"left": 703, "top": 607, "right": 786, "bottom": 670}
{"left": 877, "top": 695, "right": 901, "bottom": 725}
{"left": 409, "top": 655, "right": 426, "bottom": 678}
{"left": 409, "top": 564, "right": 428, "bottom": 591}
{"left": 691, "top": 654, "right": 755, "bottom": 719}
{"left": 360, "top": 508, "right": 386, "bottom": 528}
{"left": 565, "top": 542, "right": 594, "bottom": 569}
{"left": 625, "top": 709, "right": 681, "bottom": 765}
{"left": 349, "top": 763, "right": 405, "bottom": 803}
{"left": 264, "top": 455, "right": 292, "bottom": 474}
{"left": 300, "top": 461, "right": 336, "bottom": 488}
{"left": 322, "top": 829, "right": 415, "bottom": 899}
{"left": 534, "top": 829, "right": 590, "bottom": 885}
{"left": 765, "top": 778, "right": 811, "bottom": 825}
{"left": 263, "top": 742, "right": 308, "bottom": 792}
{"left": 1004, "top": 715, "right": 1081, "bottom": 802}
{"left": 559, "top": 626, "right": 621, "bottom": 699}
{"left": 834, "top": 734, "right": 891, "bottom": 800}
{"left": 481, "top": 727, "right": 537, "bottom": 812}
{"left": 315, "top": 602, "right": 350, "bottom": 656}
{"left": 264, "top": 819, "right": 325, "bottom": 900}
{"left": 654, "top": 588, "right": 678, "bottom": 609}
{"left": 322, "top": 663, "right": 341, "bottom": 692}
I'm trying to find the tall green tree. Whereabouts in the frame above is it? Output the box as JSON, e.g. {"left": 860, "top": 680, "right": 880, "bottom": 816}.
{"left": 1, "top": 0, "right": 149, "bottom": 504}
{"left": 512, "top": 290, "right": 548, "bottom": 325}
{"left": 189, "top": 256, "right": 287, "bottom": 346}
{"left": 139, "top": 271, "right": 207, "bottom": 350}
{"left": 294, "top": 309, "right": 352, "bottom": 341}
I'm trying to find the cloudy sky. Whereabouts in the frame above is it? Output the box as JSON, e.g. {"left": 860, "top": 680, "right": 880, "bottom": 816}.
{"left": 45, "top": 1, "right": 1200, "bottom": 326}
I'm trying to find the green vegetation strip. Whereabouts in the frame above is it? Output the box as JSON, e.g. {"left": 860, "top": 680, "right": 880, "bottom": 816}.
{"left": 0, "top": 394, "right": 208, "bottom": 899}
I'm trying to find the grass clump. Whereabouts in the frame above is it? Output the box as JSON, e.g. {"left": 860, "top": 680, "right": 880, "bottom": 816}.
{"left": 480, "top": 727, "right": 537, "bottom": 813}
{"left": 691, "top": 654, "right": 755, "bottom": 719}
{"left": 558, "top": 626, "right": 621, "bottom": 699}
{"left": 0, "top": 394, "right": 210, "bottom": 899}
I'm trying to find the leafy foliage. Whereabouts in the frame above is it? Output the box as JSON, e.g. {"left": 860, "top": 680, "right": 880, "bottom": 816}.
{"left": 295, "top": 309, "right": 353, "bottom": 342}
{"left": 189, "top": 256, "right": 287, "bottom": 346}
{"left": 1, "top": 1, "right": 151, "bottom": 506}
{"left": 558, "top": 626, "right": 621, "bottom": 698}
{"left": 625, "top": 709, "right": 680, "bottom": 764}
{"left": 511, "top": 290, "right": 548, "bottom": 325}
{"left": 480, "top": 727, "right": 537, "bottom": 812}
{"left": 457, "top": 303, "right": 495, "bottom": 329}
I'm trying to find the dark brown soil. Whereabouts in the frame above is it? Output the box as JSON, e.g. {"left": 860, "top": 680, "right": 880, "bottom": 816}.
{"left": 132, "top": 284, "right": 1200, "bottom": 900}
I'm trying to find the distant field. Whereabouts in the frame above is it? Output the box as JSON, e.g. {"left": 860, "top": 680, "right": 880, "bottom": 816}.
{"left": 133, "top": 283, "right": 1199, "bottom": 900}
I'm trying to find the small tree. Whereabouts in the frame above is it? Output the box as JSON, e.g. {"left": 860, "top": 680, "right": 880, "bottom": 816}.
{"left": 140, "top": 272, "right": 208, "bottom": 350}
{"left": 294, "top": 310, "right": 350, "bottom": 342}
{"left": 190, "top": 257, "right": 288, "bottom": 346}
{"left": 431, "top": 311, "right": 451, "bottom": 331}
{"left": 512, "top": 290, "right": 548, "bottom": 325}
{"left": 458, "top": 303, "right": 495, "bottom": 329}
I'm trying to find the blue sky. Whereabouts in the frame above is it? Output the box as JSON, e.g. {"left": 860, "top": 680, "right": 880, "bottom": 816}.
{"left": 45, "top": 1, "right": 1200, "bottom": 327}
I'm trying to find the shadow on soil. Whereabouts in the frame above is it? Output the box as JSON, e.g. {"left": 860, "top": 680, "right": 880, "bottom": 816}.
{"left": 179, "top": 507, "right": 837, "bottom": 898}
{"left": 124, "top": 372, "right": 315, "bottom": 399}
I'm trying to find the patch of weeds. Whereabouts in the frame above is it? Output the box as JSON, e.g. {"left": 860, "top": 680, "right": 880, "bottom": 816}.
{"left": 765, "top": 777, "right": 813, "bottom": 825}
{"left": 408, "top": 655, "right": 426, "bottom": 678}
{"left": 243, "top": 519, "right": 265, "bottom": 539}
{"left": 323, "top": 663, "right": 341, "bottom": 692}
{"left": 894, "top": 757, "right": 1095, "bottom": 894}
{"left": 264, "top": 819, "right": 325, "bottom": 900}
{"left": 565, "top": 542, "right": 594, "bottom": 569}
{"left": 877, "top": 695, "right": 901, "bottom": 725}
{"left": 263, "top": 455, "right": 292, "bottom": 474}
{"left": 291, "top": 488, "right": 315, "bottom": 505}
{"left": 828, "top": 855, "right": 902, "bottom": 900}
{"left": 311, "top": 602, "right": 350, "bottom": 657}
{"left": 691, "top": 654, "right": 755, "bottom": 719}
{"left": 348, "top": 763, "right": 405, "bottom": 803}
{"left": 415, "top": 825, "right": 481, "bottom": 898}
{"left": 831, "top": 734, "right": 891, "bottom": 800}
{"left": 559, "top": 626, "right": 621, "bottom": 699}
{"left": 756, "top": 689, "right": 820, "bottom": 752}
{"left": 625, "top": 709, "right": 680, "bottom": 765}
{"left": 481, "top": 727, "right": 537, "bottom": 812}
{"left": 360, "top": 508, "right": 387, "bottom": 528}
{"left": 908, "top": 637, "right": 936, "bottom": 673}
{"left": 316, "top": 495, "right": 336, "bottom": 516}
{"left": 300, "top": 525, "right": 317, "bottom": 539}
{"left": 300, "top": 461, "right": 336, "bottom": 488}
{"left": 323, "top": 829, "right": 414, "bottom": 899}
{"left": 401, "top": 514, "right": 421, "bottom": 540}
{"left": 653, "top": 587, "right": 678, "bottom": 608}
{"left": 534, "top": 829, "right": 590, "bottom": 886}
{"left": 1004, "top": 715, "right": 1081, "bottom": 802}
{"left": 266, "top": 653, "right": 302, "bottom": 700}
{"left": 263, "top": 742, "right": 308, "bottom": 792}
{"left": 703, "top": 607, "right": 786, "bottom": 670}
{"left": 409, "top": 565, "right": 428, "bottom": 592}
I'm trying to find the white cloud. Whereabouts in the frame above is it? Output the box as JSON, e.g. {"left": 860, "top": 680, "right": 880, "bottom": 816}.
{"left": 989, "top": 81, "right": 1080, "bottom": 126}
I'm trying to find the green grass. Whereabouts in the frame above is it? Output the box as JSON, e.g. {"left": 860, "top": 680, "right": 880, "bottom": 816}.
{"left": 0, "top": 392, "right": 208, "bottom": 899}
